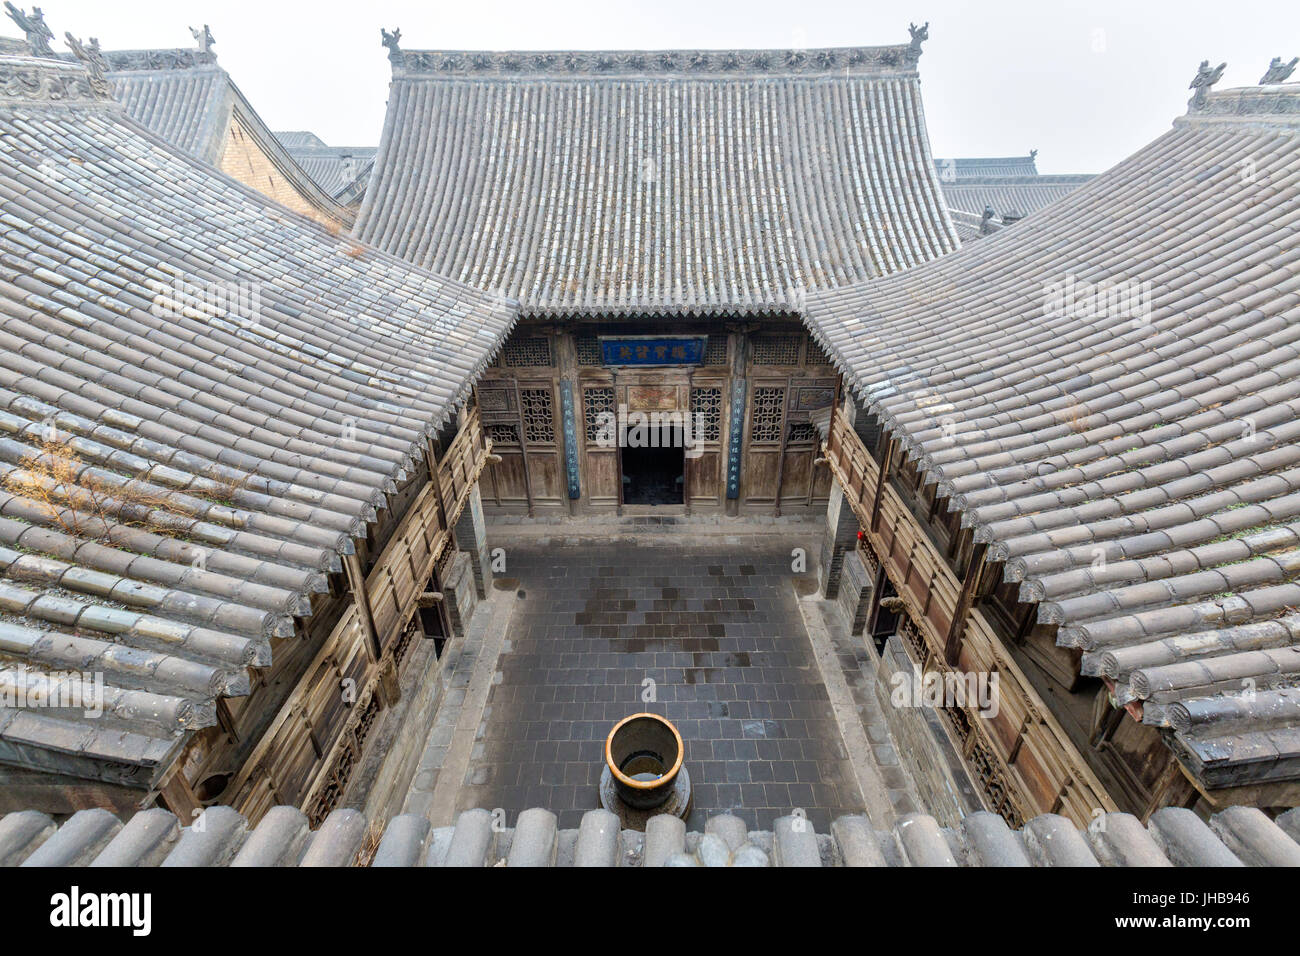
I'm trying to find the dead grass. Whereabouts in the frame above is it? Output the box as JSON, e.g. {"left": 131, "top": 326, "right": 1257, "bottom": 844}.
{"left": 0, "top": 434, "right": 250, "bottom": 544}
{"left": 354, "top": 819, "right": 386, "bottom": 867}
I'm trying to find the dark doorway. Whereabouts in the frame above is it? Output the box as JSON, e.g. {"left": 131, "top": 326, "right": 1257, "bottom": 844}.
{"left": 870, "top": 576, "right": 900, "bottom": 655}
{"left": 622, "top": 424, "right": 685, "bottom": 505}
{"left": 418, "top": 570, "right": 449, "bottom": 659}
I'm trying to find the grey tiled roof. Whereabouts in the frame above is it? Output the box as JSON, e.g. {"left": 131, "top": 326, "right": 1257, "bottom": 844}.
{"left": 0, "top": 54, "right": 515, "bottom": 784}
{"left": 353, "top": 42, "right": 960, "bottom": 314}
{"left": 806, "top": 81, "right": 1300, "bottom": 789}
{"left": 934, "top": 154, "right": 1094, "bottom": 223}
{"left": 99, "top": 49, "right": 353, "bottom": 223}
{"left": 2, "top": 803, "right": 1297, "bottom": 866}
{"left": 941, "top": 175, "right": 1095, "bottom": 220}
{"left": 934, "top": 155, "right": 1040, "bottom": 179}
{"left": 273, "top": 133, "right": 377, "bottom": 203}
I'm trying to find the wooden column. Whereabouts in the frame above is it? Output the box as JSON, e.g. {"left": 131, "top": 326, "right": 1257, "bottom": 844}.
{"left": 869, "top": 437, "right": 896, "bottom": 533}
{"left": 556, "top": 329, "right": 581, "bottom": 515}
{"left": 344, "top": 552, "right": 382, "bottom": 662}
{"left": 944, "top": 542, "right": 988, "bottom": 665}
{"left": 771, "top": 373, "right": 792, "bottom": 517}
{"left": 511, "top": 378, "right": 536, "bottom": 517}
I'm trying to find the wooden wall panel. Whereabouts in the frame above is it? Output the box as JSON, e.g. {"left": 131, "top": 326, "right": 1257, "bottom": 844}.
{"left": 686, "top": 450, "right": 721, "bottom": 505}
{"left": 585, "top": 449, "right": 620, "bottom": 506}
{"left": 485, "top": 450, "right": 529, "bottom": 506}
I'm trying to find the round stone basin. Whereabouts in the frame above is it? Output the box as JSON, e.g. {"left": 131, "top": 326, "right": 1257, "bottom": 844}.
{"left": 604, "top": 712, "right": 684, "bottom": 810}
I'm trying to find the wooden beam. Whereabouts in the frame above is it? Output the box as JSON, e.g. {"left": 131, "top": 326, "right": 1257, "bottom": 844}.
{"left": 344, "top": 552, "right": 382, "bottom": 662}
{"left": 944, "top": 542, "right": 987, "bottom": 665}
{"left": 869, "top": 437, "right": 896, "bottom": 533}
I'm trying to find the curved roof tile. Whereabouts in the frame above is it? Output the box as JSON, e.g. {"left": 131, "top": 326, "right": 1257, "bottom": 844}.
{"left": 0, "top": 53, "right": 515, "bottom": 783}
{"left": 806, "top": 81, "right": 1300, "bottom": 789}
{"left": 353, "top": 43, "right": 960, "bottom": 314}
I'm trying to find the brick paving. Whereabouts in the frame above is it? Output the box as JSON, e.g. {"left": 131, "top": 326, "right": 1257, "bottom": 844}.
{"left": 454, "top": 537, "right": 866, "bottom": 831}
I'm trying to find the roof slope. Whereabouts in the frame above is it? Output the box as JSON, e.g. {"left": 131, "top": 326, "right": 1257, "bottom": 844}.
{"left": 934, "top": 153, "right": 1094, "bottom": 226}
{"left": 275, "top": 132, "right": 377, "bottom": 204}
{"left": 941, "top": 174, "right": 1095, "bottom": 219}
{"left": 807, "top": 81, "right": 1300, "bottom": 790}
{"left": 0, "top": 54, "right": 514, "bottom": 786}
{"left": 102, "top": 48, "right": 354, "bottom": 225}
{"left": 934, "top": 154, "right": 1041, "bottom": 179}
{"left": 354, "top": 42, "right": 960, "bottom": 315}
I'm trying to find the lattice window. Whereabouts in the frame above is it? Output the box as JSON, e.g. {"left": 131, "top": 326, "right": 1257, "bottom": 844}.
{"left": 703, "top": 333, "right": 729, "bottom": 366}
{"left": 787, "top": 420, "right": 820, "bottom": 444}
{"left": 749, "top": 386, "right": 785, "bottom": 442}
{"left": 502, "top": 335, "right": 553, "bottom": 367}
{"left": 752, "top": 334, "right": 801, "bottom": 366}
{"left": 520, "top": 388, "right": 555, "bottom": 443}
{"left": 690, "top": 387, "right": 722, "bottom": 442}
{"left": 806, "top": 339, "right": 833, "bottom": 366}
{"left": 576, "top": 335, "right": 602, "bottom": 366}
{"left": 968, "top": 734, "right": 1024, "bottom": 828}
{"left": 486, "top": 422, "right": 520, "bottom": 446}
{"left": 583, "top": 386, "right": 615, "bottom": 443}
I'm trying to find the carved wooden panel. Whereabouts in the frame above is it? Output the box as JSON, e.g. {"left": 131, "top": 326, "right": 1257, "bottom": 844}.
{"left": 749, "top": 386, "right": 786, "bottom": 443}
{"left": 583, "top": 386, "right": 616, "bottom": 442}
{"left": 520, "top": 387, "right": 556, "bottom": 443}
{"left": 703, "top": 333, "right": 729, "bottom": 366}
{"left": 627, "top": 383, "right": 679, "bottom": 411}
{"left": 752, "top": 334, "right": 801, "bottom": 366}
{"left": 690, "top": 386, "right": 723, "bottom": 442}
{"left": 502, "top": 335, "right": 553, "bottom": 367}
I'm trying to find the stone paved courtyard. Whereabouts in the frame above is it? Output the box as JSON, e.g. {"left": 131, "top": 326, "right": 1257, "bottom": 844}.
{"left": 453, "top": 535, "right": 867, "bottom": 831}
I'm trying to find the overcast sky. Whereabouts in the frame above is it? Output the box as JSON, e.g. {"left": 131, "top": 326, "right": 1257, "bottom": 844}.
{"left": 7, "top": 0, "right": 1299, "bottom": 173}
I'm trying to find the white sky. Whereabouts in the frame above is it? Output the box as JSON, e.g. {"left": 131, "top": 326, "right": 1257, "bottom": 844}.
{"left": 7, "top": 0, "right": 1299, "bottom": 173}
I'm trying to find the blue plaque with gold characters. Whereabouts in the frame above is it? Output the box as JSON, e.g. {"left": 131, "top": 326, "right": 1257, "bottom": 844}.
{"left": 599, "top": 336, "right": 706, "bottom": 366}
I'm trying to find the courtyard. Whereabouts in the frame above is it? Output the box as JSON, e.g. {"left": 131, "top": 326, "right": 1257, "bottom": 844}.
{"left": 452, "top": 534, "right": 867, "bottom": 831}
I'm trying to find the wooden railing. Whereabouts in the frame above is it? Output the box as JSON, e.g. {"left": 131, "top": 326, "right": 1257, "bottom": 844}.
{"left": 436, "top": 405, "right": 489, "bottom": 529}
{"left": 366, "top": 407, "right": 491, "bottom": 649}
{"left": 825, "top": 405, "right": 1116, "bottom": 825}
{"left": 201, "top": 410, "right": 496, "bottom": 827}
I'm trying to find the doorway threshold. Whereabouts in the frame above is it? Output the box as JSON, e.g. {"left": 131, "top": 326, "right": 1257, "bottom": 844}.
{"left": 619, "top": 504, "right": 686, "bottom": 516}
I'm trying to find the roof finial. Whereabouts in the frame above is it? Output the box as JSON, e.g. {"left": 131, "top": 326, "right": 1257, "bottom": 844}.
{"left": 1188, "top": 59, "right": 1226, "bottom": 111}
{"left": 1260, "top": 56, "right": 1298, "bottom": 85}
{"left": 908, "top": 21, "right": 929, "bottom": 56}
{"left": 64, "top": 32, "right": 111, "bottom": 96}
{"left": 4, "top": 3, "right": 56, "bottom": 57}
{"left": 190, "top": 24, "right": 214, "bottom": 54}
{"left": 381, "top": 26, "right": 402, "bottom": 64}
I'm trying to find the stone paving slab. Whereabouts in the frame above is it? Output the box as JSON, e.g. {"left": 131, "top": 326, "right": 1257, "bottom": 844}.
{"left": 452, "top": 535, "right": 866, "bottom": 832}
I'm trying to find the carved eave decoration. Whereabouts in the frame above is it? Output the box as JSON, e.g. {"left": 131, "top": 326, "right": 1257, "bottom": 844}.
{"left": 100, "top": 47, "right": 218, "bottom": 73}
{"left": 0, "top": 54, "right": 118, "bottom": 105}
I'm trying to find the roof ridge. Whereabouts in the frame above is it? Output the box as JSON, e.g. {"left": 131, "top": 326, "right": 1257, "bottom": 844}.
{"left": 388, "top": 43, "right": 923, "bottom": 79}
{"left": 0, "top": 52, "right": 119, "bottom": 107}
{"left": 1177, "top": 81, "right": 1300, "bottom": 129}
{"left": 100, "top": 47, "right": 218, "bottom": 72}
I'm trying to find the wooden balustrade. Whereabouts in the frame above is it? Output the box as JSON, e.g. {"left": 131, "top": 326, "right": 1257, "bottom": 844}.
{"left": 824, "top": 405, "right": 1115, "bottom": 825}
{"left": 217, "top": 410, "right": 495, "bottom": 826}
